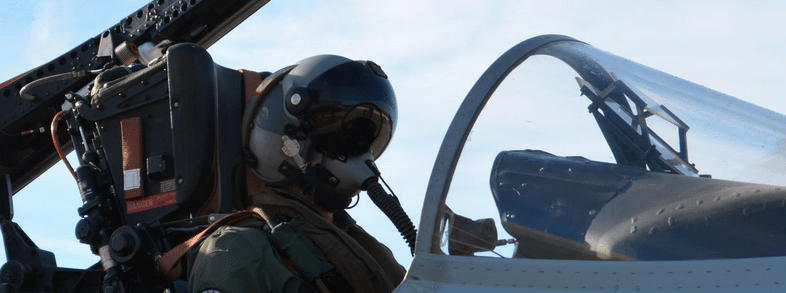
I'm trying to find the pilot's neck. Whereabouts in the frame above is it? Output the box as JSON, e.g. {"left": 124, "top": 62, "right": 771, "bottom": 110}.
{"left": 316, "top": 206, "right": 334, "bottom": 223}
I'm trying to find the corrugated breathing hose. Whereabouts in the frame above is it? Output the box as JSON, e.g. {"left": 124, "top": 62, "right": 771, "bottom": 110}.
{"left": 364, "top": 179, "right": 417, "bottom": 255}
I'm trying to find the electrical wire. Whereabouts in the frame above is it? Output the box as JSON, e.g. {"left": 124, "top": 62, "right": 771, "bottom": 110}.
{"left": 0, "top": 129, "right": 22, "bottom": 137}
{"left": 51, "top": 110, "right": 76, "bottom": 180}
{"left": 446, "top": 226, "right": 509, "bottom": 258}
{"left": 0, "top": 128, "right": 23, "bottom": 137}
{"left": 0, "top": 127, "right": 43, "bottom": 137}
{"left": 378, "top": 174, "right": 399, "bottom": 202}
{"left": 346, "top": 193, "right": 360, "bottom": 209}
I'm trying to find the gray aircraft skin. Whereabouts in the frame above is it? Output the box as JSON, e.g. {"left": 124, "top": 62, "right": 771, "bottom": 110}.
{"left": 395, "top": 35, "right": 786, "bottom": 292}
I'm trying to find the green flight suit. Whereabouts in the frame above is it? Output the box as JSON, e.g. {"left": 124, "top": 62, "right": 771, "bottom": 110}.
{"left": 186, "top": 188, "right": 405, "bottom": 293}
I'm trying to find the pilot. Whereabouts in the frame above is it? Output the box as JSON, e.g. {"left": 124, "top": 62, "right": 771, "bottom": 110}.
{"left": 185, "top": 55, "right": 405, "bottom": 293}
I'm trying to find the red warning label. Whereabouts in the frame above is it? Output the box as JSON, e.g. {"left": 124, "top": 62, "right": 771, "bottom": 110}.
{"left": 126, "top": 191, "right": 177, "bottom": 214}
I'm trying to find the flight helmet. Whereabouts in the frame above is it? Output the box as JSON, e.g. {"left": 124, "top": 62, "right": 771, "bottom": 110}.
{"left": 242, "top": 54, "right": 397, "bottom": 211}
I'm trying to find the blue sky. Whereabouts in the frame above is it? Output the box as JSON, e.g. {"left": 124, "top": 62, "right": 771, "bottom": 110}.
{"left": 2, "top": 0, "right": 786, "bottom": 270}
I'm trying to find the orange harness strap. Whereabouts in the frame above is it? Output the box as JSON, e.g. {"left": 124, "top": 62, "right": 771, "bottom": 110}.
{"left": 158, "top": 207, "right": 269, "bottom": 280}
{"left": 195, "top": 69, "right": 265, "bottom": 216}
{"left": 239, "top": 69, "right": 267, "bottom": 196}
{"left": 121, "top": 117, "right": 144, "bottom": 200}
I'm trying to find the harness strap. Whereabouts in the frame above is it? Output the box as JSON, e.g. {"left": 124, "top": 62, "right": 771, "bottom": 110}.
{"left": 238, "top": 69, "right": 267, "bottom": 197}
{"left": 158, "top": 207, "right": 269, "bottom": 280}
{"left": 120, "top": 117, "right": 144, "bottom": 200}
{"left": 195, "top": 69, "right": 267, "bottom": 216}
{"left": 251, "top": 194, "right": 398, "bottom": 292}
{"left": 159, "top": 206, "right": 336, "bottom": 293}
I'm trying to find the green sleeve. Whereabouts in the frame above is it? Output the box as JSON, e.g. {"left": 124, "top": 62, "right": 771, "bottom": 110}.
{"left": 187, "top": 224, "right": 315, "bottom": 293}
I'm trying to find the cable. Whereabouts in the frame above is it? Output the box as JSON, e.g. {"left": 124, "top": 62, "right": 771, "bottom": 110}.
{"left": 378, "top": 174, "right": 399, "bottom": 203}
{"left": 51, "top": 110, "right": 76, "bottom": 180}
{"left": 0, "top": 127, "right": 44, "bottom": 138}
{"left": 345, "top": 194, "right": 360, "bottom": 209}
{"left": 0, "top": 128, "right": 23, "bottom": 137}
{"left": 447, "top": 226, "right": 509, "bottom": 258}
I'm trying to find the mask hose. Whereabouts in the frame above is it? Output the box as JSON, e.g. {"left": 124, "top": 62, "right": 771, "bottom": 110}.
{"left": 363, "top": 178, "right": 417, "bottom": 255}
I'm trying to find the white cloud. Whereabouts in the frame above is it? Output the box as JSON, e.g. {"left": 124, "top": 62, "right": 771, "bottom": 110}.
{"left": 25, "top": 1, "right": 74, "bottom": 68}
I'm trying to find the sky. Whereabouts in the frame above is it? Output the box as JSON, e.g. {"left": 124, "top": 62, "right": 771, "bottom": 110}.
{"left": 1, "top": 0, "right": 786, "bottom": 272}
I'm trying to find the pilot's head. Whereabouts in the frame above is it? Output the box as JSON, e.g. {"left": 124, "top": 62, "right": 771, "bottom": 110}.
{"left": 244, "top": 54, "right": 397, "bottom": 211}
